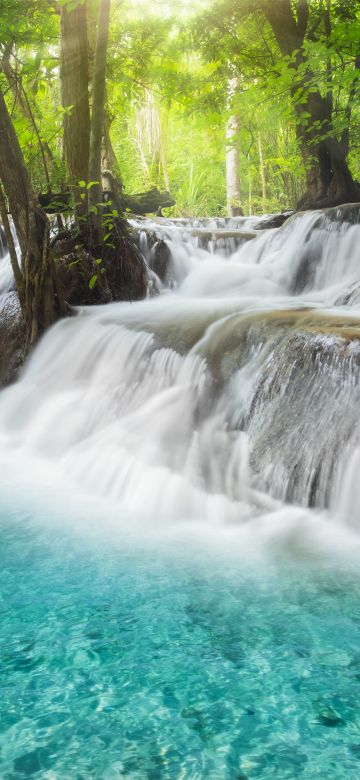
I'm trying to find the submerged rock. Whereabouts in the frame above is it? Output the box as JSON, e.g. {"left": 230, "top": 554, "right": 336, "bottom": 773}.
{"left": 316, "top": 709, "right": 344, "bottom": 727}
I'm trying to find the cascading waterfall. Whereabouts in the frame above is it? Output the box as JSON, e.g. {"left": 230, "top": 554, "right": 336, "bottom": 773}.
{"left": 0, "top": 226, "right": 16, "bottom": 298}
{"left": 1, "top": 204, "right": 360, "bottom": 544}
{"left": 3, "top": 205, "right": 360, "bottom": 780}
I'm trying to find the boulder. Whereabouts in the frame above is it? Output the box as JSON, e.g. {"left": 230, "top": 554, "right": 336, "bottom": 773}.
{"left": 0, "top": 294, "right": 25, "bottom": 386}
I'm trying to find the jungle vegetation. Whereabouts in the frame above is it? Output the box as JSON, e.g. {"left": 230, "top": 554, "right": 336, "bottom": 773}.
{"left": 0, "top": 0, "right": 359, "bottom": 343}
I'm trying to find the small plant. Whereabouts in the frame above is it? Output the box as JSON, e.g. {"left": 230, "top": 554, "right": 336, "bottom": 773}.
{"left": 89, "top": 258, "right": 106, "bottom": 290}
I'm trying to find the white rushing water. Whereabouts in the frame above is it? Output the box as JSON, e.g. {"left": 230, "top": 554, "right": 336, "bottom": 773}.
{"left": 1, "top": 206, "right": 360, "bottom": 555}
{"left": 0, "top": 226, "right": 16, "bottom": 299}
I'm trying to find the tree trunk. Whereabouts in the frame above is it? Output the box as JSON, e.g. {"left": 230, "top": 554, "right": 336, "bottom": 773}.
{"left": 101, "top": 107, "right": 123, "bottom": 188}
{"left": 0, "top": 88, "right": 65, "bottom": 346}
{"left": 159, "top": 138, "right": 171, "bottom": 195}
{"left": 296, "top": 92, "right": 360, "bottom": 210}
{"left": 120, "top": 188, "right": 175, "bottom": 215}
{"left": 257, "top": 132, "right": 267, "bottom": 210}
{"left": 248, "top": 164, "right": 252, "bottom": 216}
{"left": 226, "top": 115, "right": 242, "bottom": 216}
{"left": 38, "top": 187, "right": 176, "bottom": 216}
{"left": 260, "top": 0, "right": 360, "bottom": 210}
{"left": 89, "top": 0, "right": 111, "bottom": 245}
{"left": 225, "top": 77, "right": 242, "bottom": 216}
{"left": 60, "top": 2, "right": 90, "bottom": 218}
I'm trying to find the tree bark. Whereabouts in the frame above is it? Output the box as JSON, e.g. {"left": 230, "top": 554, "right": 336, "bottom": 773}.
{"left": 38, "top": 187, "right": 176, "bottom": 216}
{"left": 257, "top": 131, "right": 267, "bottom": 210}
{"left": 0, "top": 88, "right": 64, "bottom": 346}
{"left": 101, "top": 108, "right": 123, "bottom": 188}
{"left": 120, "top": 188, "right": 175, "bottom": 215}
{"left": 60, "top": 2, "right": 90, "bottom": 218}
{"left": 226, "top": 116, "right": 242, "bottom": 216}
{"left": 295, "top": 91, "right": 360, "bottom": 210}
{"left": 260, "top": 0, "right": 360, "bottom": 209}
{"left": 248, "top": 166, "right": 253, "bottom": 216}
{"left": 89, "top": 0, "right": 111, "bottom": 244}
{"left": 159, "top": 138, "right": 171, "bottom": 195}
{"left": 225, "top": 77, "right": 242, "bottom": 216}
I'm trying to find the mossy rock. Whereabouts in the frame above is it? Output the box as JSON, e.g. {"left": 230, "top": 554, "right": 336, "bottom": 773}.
{"left": 55, "top": 237, "right": 147, "bottom": 306}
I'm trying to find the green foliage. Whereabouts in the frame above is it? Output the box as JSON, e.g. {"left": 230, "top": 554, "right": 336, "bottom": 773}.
{"left": 1, "top": 0, "right": 359, "bottom": 216}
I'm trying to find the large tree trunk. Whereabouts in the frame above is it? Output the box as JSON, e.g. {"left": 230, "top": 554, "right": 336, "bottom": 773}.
{"left": 225, "top": 77, "right": 242, "bottom": 216}
{"left": 0, "top": 88, "right": 64, "bottom": 346}
{"left": 296, "top": 91, "right": 360, "bottom": 210}
{"left": 60, "top": 2, "right": 90, "bottom": 218}
{"left": 260, "top": 0, "right": 360, "bottom": 210}
{"left": 39, "top": 187, "right": 176, "bottom": 216}
{"left": 89, "top": 0, "right": 111, "bottom": 245}
{"left": 257, "top": 131, "right": 267, "bottom": 210}
{"left": 120, "top": 188, "right": 175, "bottom": 215}
{"left": 226, "top": 115, "right": 242, "bottom": 216}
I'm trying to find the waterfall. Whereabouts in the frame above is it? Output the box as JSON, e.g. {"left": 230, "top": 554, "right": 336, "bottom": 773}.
{"left": 0, "top": 223, "right": 19, "bottom": 300}
{"left": 1, "top": 204, "right": 360, "bottom": 544}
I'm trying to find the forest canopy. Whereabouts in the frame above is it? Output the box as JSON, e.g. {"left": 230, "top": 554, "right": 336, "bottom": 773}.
{"left": 1, "top": 0, "right": 359, "bottom": 215}
{"left": 0, "top": 0, "right": 359, "bottom": 344}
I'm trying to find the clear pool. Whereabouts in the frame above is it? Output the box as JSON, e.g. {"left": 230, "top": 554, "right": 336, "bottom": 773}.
{"left": 1, "top": 502, "right": 360, "bottom": 779}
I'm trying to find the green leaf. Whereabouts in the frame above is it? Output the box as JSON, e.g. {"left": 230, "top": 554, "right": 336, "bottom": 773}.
{"left": 89, "top": 274, "right": 98, "bottom": 290}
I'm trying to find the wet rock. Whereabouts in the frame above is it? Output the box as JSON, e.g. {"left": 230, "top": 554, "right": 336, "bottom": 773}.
{"left": 323, "top": 202, "right": 360, "bottom": 226}
{"left": 244, "top": 318, "right": 360, "bottom": 509}
{"left": 194, "top": 307, "right": 360, "bottom": 510}
{"left": 151, "top": 239, "right": 172, "bottom": 284}
{"left": 104, "top": 235, "right": 147, "bottom": 302}
{"left": 55, "top": 248, "right": 102, "bottom": 306}
{"left": 282, "top": 203, "right": 360, "bottom": 294}
{"left": 0, "top": 293, "right": 25, "bottom": 386}
{"left": 55, "top": 239, "right": 147, "bottom": 306}
{"left": 191, "top": 228, "right": 257, "bottom": 252}
{"left": 335, "top": 282, "right": 360, "bottom": 307}
{"left": 0, "top": 225, "right": 7, "bottom": 257}
{"left": 254, "top": 211, "right": 294, "bottom": 230}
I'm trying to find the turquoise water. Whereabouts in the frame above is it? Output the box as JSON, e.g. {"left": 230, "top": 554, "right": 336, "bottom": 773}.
{"left": 1, "top": 504, "right": 360, "bottom": 779}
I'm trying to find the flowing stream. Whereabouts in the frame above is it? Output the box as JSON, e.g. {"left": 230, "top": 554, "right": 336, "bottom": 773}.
{"left": 1, "top": 207, "right": 360, "bottom": 778}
